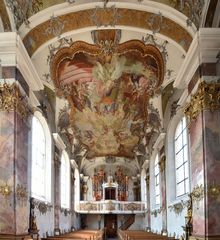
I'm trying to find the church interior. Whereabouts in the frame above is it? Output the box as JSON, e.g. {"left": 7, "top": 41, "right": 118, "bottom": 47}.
{"left": 0, "top": 0, "right": 220, "bottom": 239}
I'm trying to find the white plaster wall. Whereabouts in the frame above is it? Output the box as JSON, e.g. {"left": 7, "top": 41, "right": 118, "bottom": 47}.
{"left": 35, "top": 208, "right": 54, "bottom": 238}
{"left": 60, "top": 213, "right": 72, "bottom": 233}
{"left": 150, "top": 213, "right": 162, "bottom": 234}
{"left": 129, "top": 214, "right": 145, "bottom": 230}
{"left": 167, "top": 207, "right": 187, "bottom": 238}
{"left": 86, "top": 214, "right": 102, "bottom": 229}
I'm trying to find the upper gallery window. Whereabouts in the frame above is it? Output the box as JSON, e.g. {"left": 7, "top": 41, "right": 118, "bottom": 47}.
{"left": 31, "top": 113, "right": 51, "bottom": 202}
{"left": 61, "top": 151, "right": 70, "bottom": 209}
{"left": 155, "top": 154, "right": 160, "bottom": 205}
{"left": 175, "top": 117, "right": 189, "bottom": 197}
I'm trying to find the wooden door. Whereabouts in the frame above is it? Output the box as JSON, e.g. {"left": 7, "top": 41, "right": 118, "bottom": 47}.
{"left": 104, "top": 214, "right": 117, "bottom": 238}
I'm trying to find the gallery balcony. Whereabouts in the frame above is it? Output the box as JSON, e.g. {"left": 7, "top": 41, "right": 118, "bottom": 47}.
{"left": 75, "top": 200, "right": 146, "bottom": 214}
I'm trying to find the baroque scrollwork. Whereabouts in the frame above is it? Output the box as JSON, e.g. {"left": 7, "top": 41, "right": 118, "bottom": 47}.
{"left": 60, "top": 207, "right": 71, "bottom": 216}
{"left": 191, "top": 184, "right": 204, "bottom": 203}
{"left": 185, "top": 81, "right": 220, "bottom": 123}
{"left": 168, "top": 200, "right": 188, "bottom": 215}
{"left": 16, "top": 184, "right": 28, "bottom": 205}
{"left": 0, "top": 82, "right": 32, "bottom": 119}
{"left": 31, "top": 198, "right": 53, "bottom": 215}
{"left": 169, "top": 0, "right": 204, "bottom": 28}
{"left": 150, "top": 207, "right": 163, "bottom": 217}
{"left": 6, "top": 0, "right": 43, "bottom": 29}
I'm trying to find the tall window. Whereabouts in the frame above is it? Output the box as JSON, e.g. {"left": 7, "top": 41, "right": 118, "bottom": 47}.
{"left": 154, "top": 154, "right": 160, "bottom": 205}
{"left": 61, "top": 151, "right": 70, "bottom": 209}
{"left": 175, "top": 117, "right": 189, "bottom": 197}
{"left": 31, "top": 113, "right": 51, "bottom": 201}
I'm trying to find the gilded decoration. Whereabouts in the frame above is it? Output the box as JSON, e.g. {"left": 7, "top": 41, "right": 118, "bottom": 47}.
{"left": 208, "top": 181, "right": 220, "bottom": 200}
{"left": 125, "top": 202, "right": 141, "bottom": 211}
{"left": 0, "top": 82, "right": 32, "bottom": 119}
{"left": 52, "top": 40, "right": 164, "bottom": 159}
{"left": 190, "top": 184, "right": 204, "bottom": 203}
{"left": 0, "top": 182, "right": 12, "bottom": 198}
{"left": 185, "top": 81, "right": 220, "bottom": 123}
{"left": 23, "top": 8, "right": 192, "bottom": 56}
{"left": 168, "top": 200, "right": 188, "bottom": 215}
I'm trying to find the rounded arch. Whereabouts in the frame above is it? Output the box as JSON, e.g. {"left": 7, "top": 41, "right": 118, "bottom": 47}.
{"left": 165, "top": 109, "right": 190, "bottom": 204}
{"left": 60, "top": 150, "right": 70, "bottom": 209}
{"left": 31, "top": 110, "right": 52, "bottom": 202}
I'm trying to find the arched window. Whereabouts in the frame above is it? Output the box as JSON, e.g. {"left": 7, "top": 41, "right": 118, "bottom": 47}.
{"left": 61, "top": 151, "right": 70, "bottom": 209}
{"left": 175, "top": 117, "right": 189, "bottom": 197}
{"left": 154, "top": 154, "right": 160, "bottom": 205}
{"left": 31, "top": 113, "right": 51, "bottom": 201}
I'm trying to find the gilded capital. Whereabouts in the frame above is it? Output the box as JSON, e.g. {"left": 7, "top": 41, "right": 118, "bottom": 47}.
{"left": 0, "top": 82, "right": 32, "bottom": 119}
{"left": 185, "top": 81, "right": 220, "bottom": 122}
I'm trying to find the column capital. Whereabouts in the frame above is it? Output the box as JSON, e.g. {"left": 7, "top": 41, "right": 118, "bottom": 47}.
{"left": 185, "top": 81, "right": 220, "bottom": 123}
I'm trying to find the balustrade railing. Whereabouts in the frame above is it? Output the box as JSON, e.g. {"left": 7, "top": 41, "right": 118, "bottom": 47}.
{"left": 76, "top": 200, "right": 146, "bottom": 214}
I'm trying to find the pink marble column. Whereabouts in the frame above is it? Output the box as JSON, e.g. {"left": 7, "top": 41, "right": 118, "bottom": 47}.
{"left": 159, "top": 156, "right": 167, "bottom": 235}
{"left": 186, "top": 81, "right": 220, "bottom": 239}
{"left": 54, "top": 152, "right": 61, "bottom": 235}
{"left": 146, "top": 175, "right": 151, "bottom": 231}
{"left": 0, "top": 83, "right": 30, "bottom": 237}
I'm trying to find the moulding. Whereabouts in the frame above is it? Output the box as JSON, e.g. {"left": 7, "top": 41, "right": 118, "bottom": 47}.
{"left": 174, "top": 28, "right": 220, "bottom": 89}
{"left": 153, "top": 132, "right": 166, "bottom": 151}
{"left": 0, "top": 32, "right": 43, "bottom": 91}
{"left": 185, "top": 81, "right": 220, "bottom": 122}
{"left": 53, "top": 133, "right": 66, "bottom": 150}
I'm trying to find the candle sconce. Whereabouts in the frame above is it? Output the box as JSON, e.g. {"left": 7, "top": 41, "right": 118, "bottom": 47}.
{"left": 0, "top": 182, "right": 12, "bottom": 198}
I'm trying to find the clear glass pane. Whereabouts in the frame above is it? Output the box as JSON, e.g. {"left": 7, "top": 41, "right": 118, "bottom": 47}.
{"left": 185, "top": 179, "right": 189, "bottom": 193}
{"left": 176, "top": 181, "right": 184, "bottom": 196}
{"left": 183, "top": 145, "right": 188, "bottom": 163}
{"left": 184, "top": 161, "right": 189, "bottom": 178}
{"left": 176, "top": 150, "right": 183, "bottom": 168}
{"left": 175, "top": 135, "right": 183, "bottom": 153}
{"left": 176, "top": 166, "right": 184, "bottom": 183}
{"left": 175, "top": 122, "right": 182, "bottom": 139}
{"left": 182, "top": 117, "right": 186, "bottom": 129}
{"left": 183, "top": 129, "right": 188, "bottom": 146}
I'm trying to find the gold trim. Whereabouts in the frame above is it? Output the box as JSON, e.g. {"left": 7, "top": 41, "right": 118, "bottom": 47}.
{"left": 185, "top": 81, "right": 220, "bottom": 122}
{"left": 0, "top": 82, "right": 32, "bottom": 119}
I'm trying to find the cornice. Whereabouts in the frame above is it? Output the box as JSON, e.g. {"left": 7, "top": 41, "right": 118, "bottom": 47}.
{"left": 174, "top": 28, "right": 220, "bottom": 89}
{"left": 0, "top": 32, "right": 43, "bottom": 91}
{"left": 53, "top": 133, "right": 66, "bottom": 150}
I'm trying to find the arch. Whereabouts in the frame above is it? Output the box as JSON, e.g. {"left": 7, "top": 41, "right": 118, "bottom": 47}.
{"left": 31, "top": 111, "right": 52, "bottom": 202}
{"left": 60, "top": 150, "right": 70, "bottom": 209}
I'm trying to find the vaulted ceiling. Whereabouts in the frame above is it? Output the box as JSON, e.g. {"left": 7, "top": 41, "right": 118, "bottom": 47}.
{"left": 2, "top": 0, "right": 218, "bottom": 175}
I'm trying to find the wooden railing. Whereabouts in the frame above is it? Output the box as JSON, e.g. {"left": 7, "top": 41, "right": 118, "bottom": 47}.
{"left": 119, "top": 214, "right": 135, "bottom": 230}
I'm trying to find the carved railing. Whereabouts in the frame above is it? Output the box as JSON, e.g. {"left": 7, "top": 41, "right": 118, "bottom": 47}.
{"left": 76, "top": 200, "right": 146, "bottom": 214}
{"left": 119, "top": 214, "right": 135, "bottom": 230}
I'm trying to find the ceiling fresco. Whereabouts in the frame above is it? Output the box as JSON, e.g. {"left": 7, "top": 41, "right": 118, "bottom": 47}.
{"left": 52, "top": 40, "right": 164, "bottom": 159}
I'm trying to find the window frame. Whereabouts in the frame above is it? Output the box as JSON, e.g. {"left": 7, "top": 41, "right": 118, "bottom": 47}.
{"left": 174, "top": 117, "right": 189, "bottom": 198}
{"left": 31, "top": 112, "right": 52, "bottom": 202}
{"left": 60, "top": 150, "right": 70, "bottom": 209}
{"left": 154, "top": 154, "right": 160, "bottom": 205}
